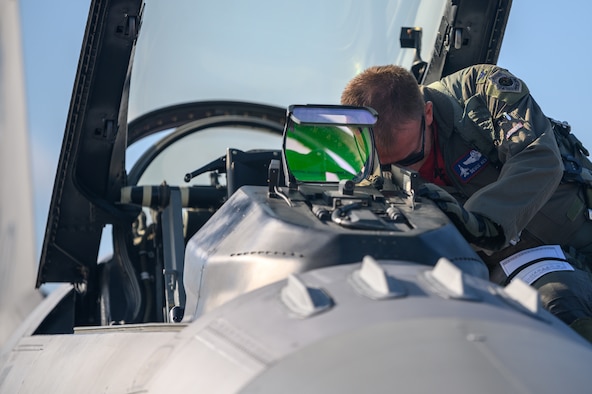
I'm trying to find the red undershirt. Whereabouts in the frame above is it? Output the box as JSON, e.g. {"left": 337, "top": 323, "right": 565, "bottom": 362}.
{"left": 418, "top": 121, "right": 451, "bottom": 186}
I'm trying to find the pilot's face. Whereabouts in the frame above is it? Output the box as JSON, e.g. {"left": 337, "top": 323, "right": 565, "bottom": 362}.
{"left": 378, "top": 116, "right": 425, "bottom": 168}
{"left": 378, "top": 101, "right": 433, "bottom": 170}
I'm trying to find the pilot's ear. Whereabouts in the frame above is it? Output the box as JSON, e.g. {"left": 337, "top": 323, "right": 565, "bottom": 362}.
{"left": 424, "top": 101, "right": 434, "bottom": 126}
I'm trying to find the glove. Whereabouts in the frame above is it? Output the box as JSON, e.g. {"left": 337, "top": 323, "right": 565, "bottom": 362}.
{"left": 418, "top": 183, "right": 505, "bottom": 250}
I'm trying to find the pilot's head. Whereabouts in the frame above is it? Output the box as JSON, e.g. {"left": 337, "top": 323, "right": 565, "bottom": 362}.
{"left": 341, "top": 65, "right": 433, "bottom": 169}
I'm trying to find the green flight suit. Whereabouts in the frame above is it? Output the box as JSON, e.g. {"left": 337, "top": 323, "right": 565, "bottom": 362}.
{"left": 420, "top": 64, "right": 592, "bottom": 337}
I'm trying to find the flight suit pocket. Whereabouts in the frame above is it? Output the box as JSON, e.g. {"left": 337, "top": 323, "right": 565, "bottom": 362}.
{"left": 464, "top": 96, "right": 497, "bottom": 142}
{"left": 461, "top": 96, "right": 501, "bottom": 164}
{"left": 527, "top": 183, "right": 587, "bottom": 245}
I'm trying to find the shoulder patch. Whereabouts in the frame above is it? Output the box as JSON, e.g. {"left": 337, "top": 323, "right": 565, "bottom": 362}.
{"left": 488, "top": 69, "right": 522, "bottom": 93}
{"left": 453, "top": 149, "right": 489, "bottom": 183}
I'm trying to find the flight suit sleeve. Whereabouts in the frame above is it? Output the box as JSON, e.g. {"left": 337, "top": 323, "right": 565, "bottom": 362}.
{"left": 438, "top": 64, "right": 563, "bottom": 247}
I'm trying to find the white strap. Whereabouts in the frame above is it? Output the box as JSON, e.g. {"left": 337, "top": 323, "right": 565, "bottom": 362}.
{"left": 514, "top": 260, "right": 574, "bottom": 285}
{"left": 499, "top": 245, "right": 566, "bottom": 276}
{"left": 499, "top": 245, "right": 574, "bottom": 284}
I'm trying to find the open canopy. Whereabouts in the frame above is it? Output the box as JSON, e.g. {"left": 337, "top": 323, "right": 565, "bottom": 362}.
{"left": 37, "top": 0, "right": 512, "bottom": 285}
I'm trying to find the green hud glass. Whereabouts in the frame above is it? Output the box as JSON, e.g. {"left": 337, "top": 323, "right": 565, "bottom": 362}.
{"left": 283, "top": 105, "right": 379, "bottom": 184}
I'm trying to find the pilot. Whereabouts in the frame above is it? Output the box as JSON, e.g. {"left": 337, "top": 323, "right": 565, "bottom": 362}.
{"left": 341, "top": 64, "right": 592, "bottom": 341}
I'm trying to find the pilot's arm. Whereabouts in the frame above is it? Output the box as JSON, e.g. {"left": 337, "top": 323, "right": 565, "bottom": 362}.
{"left": 440, "top": 64, "right": 563, "bottom": 247}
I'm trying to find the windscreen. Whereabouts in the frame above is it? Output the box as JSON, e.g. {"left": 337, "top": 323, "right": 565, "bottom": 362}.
{"left": 128, "top": 0, "right": 447, "bottom": 121}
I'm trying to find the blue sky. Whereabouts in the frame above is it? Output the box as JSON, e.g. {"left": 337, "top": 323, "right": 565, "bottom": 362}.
{"left": 19, "top": 0, "right": 592, "bottom": 259}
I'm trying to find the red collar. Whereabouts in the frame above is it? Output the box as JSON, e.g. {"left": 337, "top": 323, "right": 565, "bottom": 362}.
{"left": 419, "top": 121, "right": 450, "bottom": 186}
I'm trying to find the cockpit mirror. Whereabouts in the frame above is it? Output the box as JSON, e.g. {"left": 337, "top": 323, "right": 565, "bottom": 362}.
{"left": 283, "top": 105, "right": 379, "bottom": 185}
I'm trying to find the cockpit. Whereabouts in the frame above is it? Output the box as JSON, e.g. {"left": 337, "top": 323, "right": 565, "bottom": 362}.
{"left": 36, "top": 0, "right": 508, "bottom": 329}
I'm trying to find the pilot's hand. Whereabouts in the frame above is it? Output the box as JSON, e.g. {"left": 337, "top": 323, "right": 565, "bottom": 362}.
{"left": 418, "top": 183, "right": 505, "bottom": 250}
